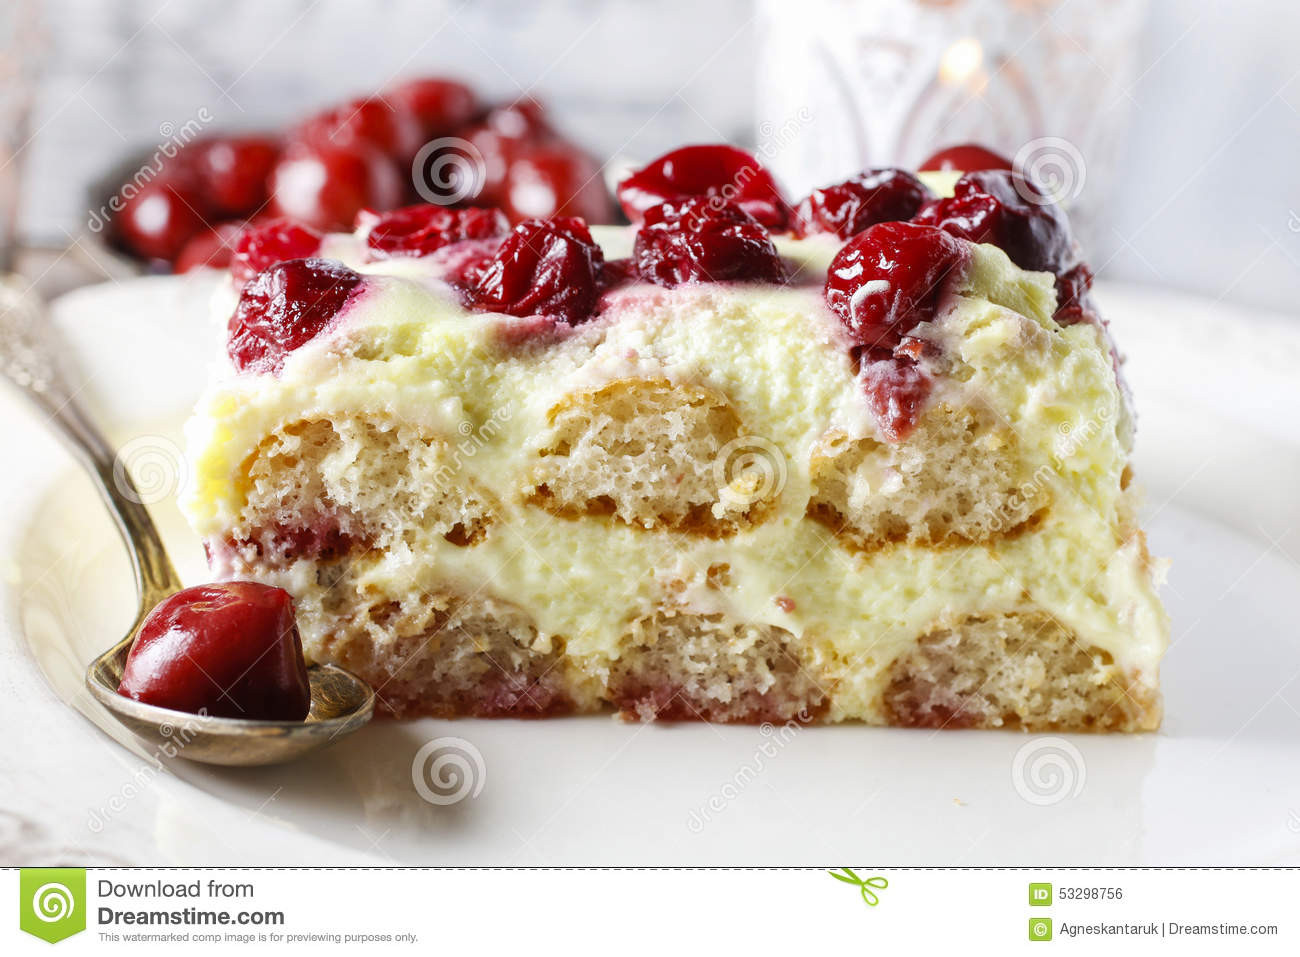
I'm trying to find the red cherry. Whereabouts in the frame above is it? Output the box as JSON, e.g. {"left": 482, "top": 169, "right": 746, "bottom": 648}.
{"left": 912, "top": 170, "right": 1075, "bottom": 275}
{"left": 269, "top": 141, "right": 402, "bottom": 232}
{"left": 387, "top": 77, "right": 479, "bottom": 137}
{"left": 913, "top": 170, "right": 1091, "bottom": 325}
{"left": 174, "top": 222, "right": 245, "bottom": 273}
{"left": 824, "top": 221, "right": 968, "bottom": 350}
{"left": 295, "top": 96, "right": 424, "bottom": 159}
{"left": 860, "top": 350, "right": 932, "bottom": 443}
{"left": 228, "top": 258, "right": 365, "bottom": 373}
{"left": 486, "top": 99, "right": 552, "bottom": 140}
{"left": 250, "top": 516, "right": 357, "bottom": 564}
{"left": 598, "top": 256, "right": 638, "bottom": 292}
{"left": 503, "top": 145, "right": 613, "bottom": 223}
{"left": 117, "top": 582, "right": 310, "bottom": 721}
{"left": 617, "top": 144, "right": 791, "bottom": 229}
{"left": 365, "top": 205, "right": 508, "bottom": 260}
{"left": 918, "top": 144, "right": 1014, "bottom": 173}
{"left": 230, "top": 218, "right": 323, "bottom": 285}
{"left": 824, "top": 222, "right": 966, "bottom": 443}
{"left": 452, "top": 125, "right": 510, "bottom": 206}
{"left": 456, "top": 103, "right": 554, "bottom": 208}
{"left": 113, "top": 180, "right": 208, "bottom": 262}
{"left": 794, "top": 168, "right": 932, "bottom": 240}
{"left": 470, "top": 217, "right": 604, "bottom": 324}
{"left": 1052, "top": 262, "right": 1096, "bottom": 326}
{"left": 633, "top": 198, "right": 786, "bottom": 288}
{"left": 191, "top": 135, "right": 280, "bottom": 217}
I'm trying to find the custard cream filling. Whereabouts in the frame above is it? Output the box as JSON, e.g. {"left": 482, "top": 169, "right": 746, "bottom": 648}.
{"left": 183, "top": 230, "right": 1166, "bottom": 689}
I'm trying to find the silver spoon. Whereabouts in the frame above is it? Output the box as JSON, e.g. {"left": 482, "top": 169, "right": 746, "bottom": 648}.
{"left": 0, "top": 273, "right": 374, "bottom": 766}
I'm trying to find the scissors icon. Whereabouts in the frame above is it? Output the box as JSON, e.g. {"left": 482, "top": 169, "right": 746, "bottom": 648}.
{"left": 827, "top": 868, "right": 889, "bottom": 906}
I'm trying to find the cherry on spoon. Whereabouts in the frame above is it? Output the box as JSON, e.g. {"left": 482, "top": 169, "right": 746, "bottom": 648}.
{"left": 0, "top": 276, "right": 373, "bottom": 766}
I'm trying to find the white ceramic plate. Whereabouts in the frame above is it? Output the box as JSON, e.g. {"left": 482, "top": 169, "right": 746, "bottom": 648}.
{"left": 3, "top": 274, "right": 1299, "bottom": 866}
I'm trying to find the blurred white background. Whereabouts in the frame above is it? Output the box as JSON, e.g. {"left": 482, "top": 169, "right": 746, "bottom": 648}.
{"left": 12, "top": 0, "right": 1300, "bottom": 313}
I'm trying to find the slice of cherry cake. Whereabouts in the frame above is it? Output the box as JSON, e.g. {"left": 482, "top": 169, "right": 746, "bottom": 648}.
{"left": 182, "top": 145, "right": 1167, "bottom": 730}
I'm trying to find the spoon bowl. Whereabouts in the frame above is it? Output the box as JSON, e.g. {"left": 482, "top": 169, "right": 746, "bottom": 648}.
{"left": 2, "top": 275, "right": 377, "bottom": 766}
{"left": 86, "top": 630, "right": 374, "bottom": 766}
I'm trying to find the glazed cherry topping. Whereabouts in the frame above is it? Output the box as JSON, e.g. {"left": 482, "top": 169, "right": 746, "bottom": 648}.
{"left": 824, "top": 221, "right": 968, "bottom": 351}
{"left": 175, "top": 222, "right": 245, "bottom": 273}
{"left": 912, "top": 169, "right": 1073, "bottom": 275}
{"left": 859, "top": 349, "right": 933, "bottom": 443}
{"left": 598, "top": 256, "right": 638, "bottom": 292}
{"left": 190, "top": 135, "right": 280, "bottom": 217}
{"left": 228, "top": 258, "right": 364, "bottom": 373}
{"left": 918, "top": 143, "right": 1014, "bottom": 173}
{"left": 1052, "top": 262, "right": 1096, "bottom": 325}
{"left": 269, "top": 140, "right": 402, "bottom": 231}
{"left": 824, "top": 222, "right": 968, "bottom": 442}
{"left": 794, "top": 168, "right": 933, "bottom": 240}
{"left": 387, "top": 77, "right": 479, "bottom": 137}
{"left": 365, "top": 205, "right": 508, "bottom": 260}
{"left": 633, "top": 198, "right": 786, "bottom": 287}
{"left": 912, "top": 169, "right": 1091, "bottom": 322}
{"left": 113, "top": 180, "right": 207, "bottom": 262}
{"left": 617, "top": 144, "right": 791, "bottom": 229}
{"left": 117, "top": 582, "right": 310, "bottom": 721}
{"left": 470, "top": 216, "right": 604, "bottom": 324}
{"left": 230, "top": 218, "right": 323, "bottom": 285}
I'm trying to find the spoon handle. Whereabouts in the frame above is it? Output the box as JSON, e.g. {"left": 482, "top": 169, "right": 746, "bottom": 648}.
{"left": 0, "top": 275, "right": 183, "bottom": 611}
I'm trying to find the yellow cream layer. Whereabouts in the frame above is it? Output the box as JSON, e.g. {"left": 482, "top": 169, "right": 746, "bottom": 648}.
{"left": 182, "top": 229, "right": 1167, "bottom": 707}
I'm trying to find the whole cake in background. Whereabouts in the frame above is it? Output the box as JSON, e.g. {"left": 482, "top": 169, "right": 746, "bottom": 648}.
{"left": 180, "top": 141, "right": 1168, "bottom": 731}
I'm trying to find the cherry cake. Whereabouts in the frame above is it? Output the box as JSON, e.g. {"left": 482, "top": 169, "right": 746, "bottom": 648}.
{"left": 181, "top": 145, "right": 1167, "bottom": 730}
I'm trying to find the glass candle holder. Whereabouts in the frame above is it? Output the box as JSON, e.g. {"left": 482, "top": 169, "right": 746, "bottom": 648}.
{"left": 756, "top": 0, "right": 1150, "bottom": 251}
